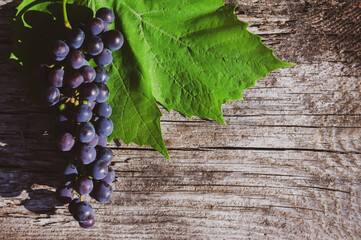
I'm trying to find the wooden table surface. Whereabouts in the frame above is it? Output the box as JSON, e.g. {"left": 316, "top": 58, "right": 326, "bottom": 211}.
{"left": 0, "top": 0, "right": 360, "bottom": 239}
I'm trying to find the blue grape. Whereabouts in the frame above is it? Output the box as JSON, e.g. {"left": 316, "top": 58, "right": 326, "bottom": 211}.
{"left": 65, "top": 71, "right": 84, "bottom": 88}
{"left": 80, "top": 65, "right": 96, "bottom": 83}
{"left": 73, "top": 201, "right": 94, "bottom": 221}
{"left": 87, "top": 134, "right": 99, "bottom": 147}
{"left": 95, "top": 117, "right": 113, "bottom": 137}
{"left": 94, "top": 66, "right": 109, "bottom": 84}
{"left": 103, "top": 30, "right": 124, "bottom": 51}
{"left": 74, "top": 104, "right": 92, "bottom": 123}
{"left": 76, "top": 144, "right": 96, "bottom": 165}
{"left": 96, "top": 84, "right": 109, "bottom": 103}
{"left": 44, "top": 86, "right": 60, "bottom": 106}
{"left": 76, "top": 122, "right": 95, "bottom": 143}
{"left": 94, "top": 48, "right": 113, "bottom": 67}
{"left": 57, "top": 132, "right": 75, "bottom": 151}
{"left": 87, "top": 101, "right": 96, "bottom": 110}
{"left": 62, "top": 163, "right": 78, "bottom": 182}
{"left": 94, "top": 102, "right": 112, "bottom": 118}
{"left": 90, "top": 160, "right": 108, "bottom": 180}
{"left": 101, "top": 166, "right": 115, "bottom": 184}
{"left": 49, "top": 40, "right": 69, "bottom": 61}
{"left": 97, "top": 135, "right": 108, "bottom": 147}
{"left": 86, "top": 17, "right": 105, "bottom": 36}
{"left": 97, "top": 147, "right": 113, "bottom": 164}
{"left": 78, "top": 215, "right": 95, "bottom": 229}
{"left": 79, "top": 83, "right": 99, "bottom": 102}
{"left": 86, "top": 36, "right": 104, "bottom": 56}
{"left": 68, "top": 198, "right": 80, "bottom": 215}
{"left": 75, "top": 176, "right": 94, "bottom": 195}
{"left": 48, "top": 68, "right": 64, "bottom": 87}
{"left": 56, "top": 185, "right": 74, "bottom": 204}
{"left": 66, "top": 28, "right": 85, "bottom": 49}
{"left": 91, "top": 181, "right": 113, "bottom": 203}
{"left": 96, "top": 8, "right": 114, "bottom": 25}
{"left": 67, "top": 50, "right": 85, "bottom": 69}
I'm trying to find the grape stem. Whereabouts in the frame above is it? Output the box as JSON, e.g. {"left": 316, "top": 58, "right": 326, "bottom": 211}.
{"left": 63, "top": 0, "right": 72, "bottom": 29}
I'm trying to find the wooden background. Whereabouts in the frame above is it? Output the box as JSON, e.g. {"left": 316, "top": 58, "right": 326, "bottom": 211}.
{"left": 0, "top": 0, "right": 360, "bottom": 239}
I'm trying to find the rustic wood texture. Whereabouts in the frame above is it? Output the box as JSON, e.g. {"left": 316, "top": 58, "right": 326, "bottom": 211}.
{"left": 0, "top": 0, "right": 360, "bottom": 239}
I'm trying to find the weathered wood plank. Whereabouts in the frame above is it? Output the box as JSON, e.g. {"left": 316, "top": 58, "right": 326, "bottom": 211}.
{"left": 0, "top": 0, "right": 360, "bottom": 239}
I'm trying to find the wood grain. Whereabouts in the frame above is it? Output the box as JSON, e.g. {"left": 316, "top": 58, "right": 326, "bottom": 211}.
{"left": 0, "top": 0, "right": 360, "bottom": 239}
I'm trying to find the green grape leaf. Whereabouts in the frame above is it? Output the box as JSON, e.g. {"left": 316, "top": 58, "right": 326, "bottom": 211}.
{"left": 12, "top": 0, "right": 293, "bottom": 160}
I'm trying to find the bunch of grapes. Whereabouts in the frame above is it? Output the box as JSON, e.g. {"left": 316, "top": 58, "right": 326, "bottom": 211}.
{"left": 39, "top": 7, "right": 124, "bottom": 228}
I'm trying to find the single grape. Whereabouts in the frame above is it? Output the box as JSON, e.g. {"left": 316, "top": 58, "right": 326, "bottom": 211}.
{"left": 66, "top": 28, "right": 85, "bottom": 49}
{"left": 79, "top": 83, "right": 99, "bottom": 102}
{"left": 96, "top": 84, "right": 110, "bottom": 103}
{"left": 67, "top": 50, "right": 85, "bottom": 69}
{"left": 56, "top": 185, "right": 74, "bottom": 204}
{"left": 68, "top": 198, "right": 80, "bottom": 216}
{"left": 91, "top": 181, "right": 113, "bottom": 203}
{"left": 48, "top": 68, "right": 64, "bottom": 87}
{"left": 44, "top": 86, "right": 60, "bottom": 106}
{"left": 90, "top": 160, "right": 108, "bottom": 180}
{"left": 86, "top": 36, "right": 104, "bottom": 56}
{"left": 57, "top": 132, "right": 75, "bottom": 151}
{"left": 74, "top": 104, "right": 92, "bottom": 123}
{"left": 94, "top": 102, "right": 112, "bottom": 118}
{"left": 76, "top": 122, "right": 95, "bottom": 143}
{"left": 75, "top": 176, "right": 94, "bottom": 195}
{"left": 101, "top": 166, "right": 115, "bottom": 184}
{"left": 80, "top": 65, "right": 96, "bottom": 83}
{"left": 62, "top": 163, "right": 78, "bottom": 183}
{"left": 73, "top": 201, "right": 94, "bottom": 221}
{"left": 97, "top": 135, "right": 108, "bottom": 147}
{"left": 94, "top": 66, "right": 109, "bottom": 84}
{"left": 96, "top": 147, "right": 113, "bottom": 164}
{"left": 95, "top": 117, "right": 113, "bottom": 137}
{"left": 86, "top": 17, "right": 105, "bottom": 36}
{"left": 103, "top": 30, "right": 124, "bottom": 51}
{"left": 78, "top": 215, "right": 96, "bottom": 229}
{"left": 65, "top": 71, "right": 84, "bottom": 88}
{"left": 96, "top": 8, "right": 114, "bottom": 25}
{"left": 76, "top": 144, "right": 96, "bottom": 165}
{"left": 94, "top": 48, "right": 113, "bottom": 67}
{"left": 87, "top": 134, "right": 99, "bottom": 147}
{"left": 87, "top": 101, "right": 96, "bottom": 110}
{"left": 49, "top": 40, "right": 69, "bottom": 61}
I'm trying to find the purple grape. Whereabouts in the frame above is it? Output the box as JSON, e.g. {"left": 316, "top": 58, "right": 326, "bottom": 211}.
{"left": 103, "top": 30, "right": 124, "bottom": 51}
{"left": 66, "top": 28, "right": 85, "bottom": 49}
{"left": 101, "top": 166, "right": 115, "bottom": 184}
{"left": 62, "top": 163, "right": 78, "bottom": 182}
{"left": 67, "top": 50, "right": 85, "bottom": 69}
{"left": 76, "top": 144, "right": 96, "bottom": 165}
{"left": 49, "top": 40, "right": 69, "bottom": 61}
{"left": 44, "top": 86, "right": 60, "bottom": 106}
{"left": 94, "top": 102, "right": 112, "bottom": 118}
{"left": 87, "top": 134, "right": 99, "bottom": 147}
{"left": 87, "top": 101, "right": 96, "bottom": 110}
{"left": 96, "top": 8, "right": 114, "bottom": 25}
{"left": 96, "top": 84, "right": 110, "bottom": 103}
{"left": 80, "top": 65, "right": 96, "bottom": 83}
{"left": 65, "top": 71, "right": 84, "bottom": 88}
{"left": 75, "top": 176, "right": 94, "bottom": 195}
{"left": 76, "top": 122, "right": 95, "bottom": 143}
{"left": 91, "top": 181, "right": 113, "bottom": 203}
{"left": 74, "top": 104, "right": 92, "bottom": 122}
{"left": 97, "top": 147, "right": 113, "bottom": 164}
{"left": 57, "top": 132, "right": 75, "bottom": 151}
{"left": 86, "top": 36, "right": 104, "bottom": 56}
{"left": 97, "top": 136, "right": 108, "bottom": 147}
{"left": 95, "top": 117, "right": 113, "bottom": 137}
{"left": 94, "top": 66, "right": 109, "bottom": 84}
{"left": 79, "top": 83, "right": 99, "bottom": 102}
{"left": 78, "top": 215, "right": 95, "bottom": 229}
{"left": 48, "top": 68, "right": 64, "bottom": 87}
{"left": 94, "top": 48, "right": 113, "bottom": 67}
{"left": 68, "top": 198, "right": 80, "bottom": 215}
{"left": 73, "top": 201, "right": 94, "bottom": 221}
{"left": 90, "top": 160, "right": 108, "bottom": 180}
{"left": 56, "top": 185, "right": 74, "bottom": 204}
{"left": 86, "top": 17, "right": 105, "bottom": 36}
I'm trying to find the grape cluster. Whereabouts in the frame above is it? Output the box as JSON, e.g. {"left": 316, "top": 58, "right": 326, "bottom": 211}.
{"left": 38, "top": 8, "right": 123, "bottom": 228}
